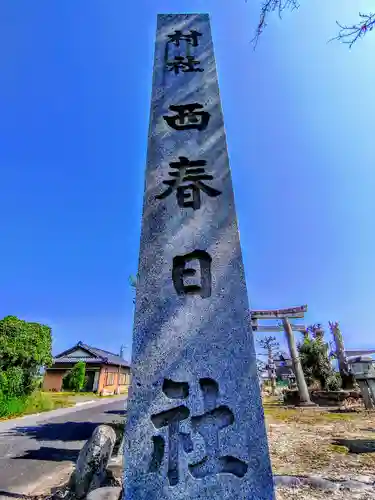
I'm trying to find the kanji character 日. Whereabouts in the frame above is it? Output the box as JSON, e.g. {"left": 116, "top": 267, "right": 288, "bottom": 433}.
{"left": 172, "top": 250, "right": 212, "bottom": 299}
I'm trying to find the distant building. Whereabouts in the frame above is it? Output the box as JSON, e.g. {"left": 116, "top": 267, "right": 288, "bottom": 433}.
{"left": 345, "top": 349, "right": 375, "bottom": 358}
{"left": 274, "top": 352, "right": 294, "bottom": 381}
{"left": 43, "top": 341, "right": 131, "bottom": 395}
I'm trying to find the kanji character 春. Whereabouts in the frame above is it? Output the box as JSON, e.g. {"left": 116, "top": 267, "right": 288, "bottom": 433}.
{"left": 172, "top": 250, "right": 212, "bottom": 299}
{"left": 149, "top": 377, "right": 248, "bottom": 486}
{"left": 155, "top": 156, "right": 221, "bottom": 210}
{"left": 163, "top": 103, "right": 210, "bottom": 131}
{"left": 166, "top": 55, "right": 204, "bottom": 75}
{"left": 167, "top": 29, "right": 202, "bottom": 47}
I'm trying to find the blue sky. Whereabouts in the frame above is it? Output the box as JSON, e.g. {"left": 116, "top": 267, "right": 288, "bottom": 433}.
{"left": 0, "top": 1, "right": 374, "bottom": 360}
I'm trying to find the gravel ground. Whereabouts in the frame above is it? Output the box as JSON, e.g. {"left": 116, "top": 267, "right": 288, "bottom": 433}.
{"left": 265, "top": 405, "right": 375, "bottom": 480}
{"left": 264, "top": 399, "right": 375, "bottom": 498}
{"left": 276, "top": 485, "right": 375, "bottom": 500}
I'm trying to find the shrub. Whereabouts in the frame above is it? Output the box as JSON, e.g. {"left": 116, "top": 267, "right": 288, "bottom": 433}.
{"left": 0, "top": 367, "right": 24, "bottom": 397}
{"left": 0, "top": 395, "right": 27, "bottom": 418}
{"left": 326, "top": 372, "right": 342, "bottom": 391}
{"left": 63, "top": 361, "right": 86, "bottom": 392}
{"left": 0, "top": 371, "right": 8, "bottom": 396}
{"left": 298, "top": 326, "right": 341, "bottom": 390}
{"left": 6, "top": 366, "right": 24, "bottom": 396}
{"left": 0, "top": 391, "right": 72, "bottom": 419}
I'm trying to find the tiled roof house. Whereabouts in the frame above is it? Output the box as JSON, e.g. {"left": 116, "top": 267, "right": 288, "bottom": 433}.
{"left": 43, "top": 341, "right": 131, "bottom": 395}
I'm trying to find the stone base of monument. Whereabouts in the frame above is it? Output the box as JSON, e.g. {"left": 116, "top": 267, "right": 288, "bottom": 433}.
{"left": 295, "top": 401, "right": 318, "bottom": 407}
{"left": 284, "top": 388, "right": 363, "bottom": 407}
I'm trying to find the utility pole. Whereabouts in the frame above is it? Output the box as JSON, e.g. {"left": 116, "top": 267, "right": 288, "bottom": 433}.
{"left": 120, "top": 344, "right": 127, "bottom": 359}
{"left": 282, "top": 317, "right": 314, "bottom": 406}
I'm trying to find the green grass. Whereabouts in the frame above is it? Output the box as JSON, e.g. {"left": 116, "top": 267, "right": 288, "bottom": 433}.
{"left": 0, "top": 391, "right": 73, "bottom": 420}
{"left": 330, "top": 444, "right": 349, "bottom": 454}
{"left": 263, "top": 405, "right": 358, "bottom": 424}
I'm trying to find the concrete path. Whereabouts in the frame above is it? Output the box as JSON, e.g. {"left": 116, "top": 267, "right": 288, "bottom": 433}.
{"left": 0, "top": 397, "right": 127, "bottom": 497}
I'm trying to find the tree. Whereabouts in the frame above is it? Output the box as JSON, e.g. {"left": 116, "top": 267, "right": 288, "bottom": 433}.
{"left": 0, "top": 366, "right": 24, "bottom": 397}
{"left": 63, "top": 361, "right": 86, "bottom": 392}
{"left": 253, "top": 1, "right": 375, "bottom": 48}
{"left": 0, "top": 316, "right": 53, "bottom": 395}
{"left": 298, "top": 324, "right": 341, "bottom": 390}
{"left": 256, "top": 358, "right": 267, "bottom": 377}
{"left": 328, "top": 321, "right": 355, "bottom": 390}
{"left": 257, "top": 336, "right": 280, "bottom": 395}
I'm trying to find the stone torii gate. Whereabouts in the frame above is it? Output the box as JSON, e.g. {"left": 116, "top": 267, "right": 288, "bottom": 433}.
{"left": 251, "top": 305, "right": 315, "bottom": 406}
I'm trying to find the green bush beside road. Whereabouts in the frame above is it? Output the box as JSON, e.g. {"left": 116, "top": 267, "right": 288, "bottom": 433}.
{"left": 0, "top": 391, "right": 73, "bottom": 420}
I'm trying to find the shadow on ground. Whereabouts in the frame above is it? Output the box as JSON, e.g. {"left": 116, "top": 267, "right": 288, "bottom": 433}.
{"left": 13, "top": 446, "right": 80, "bottom": 462}
{"left": 328, "top": 408, "right": 361, "bottom": 414}
{"left": 332, "top": 438, "right": 375, "bottom": 453}
{"left": 105, "top": 410, "right": 127, "bottom": 416}
{"left": 0, "top": 490, "right": 30, "bottom": 498}
{"left": 5, "top": 421, "right": 101, "bottom": 442}
{"left": 5, "top": 421, "right": 125, "bottom": 463}
{"left": 0, "top": 487, "right": 73, "bottom": 499}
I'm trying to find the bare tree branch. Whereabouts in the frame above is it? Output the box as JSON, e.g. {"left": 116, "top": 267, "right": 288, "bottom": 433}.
{"left": 258, "top": 335, "right": 280, "bottom": 352}
{"left": 328, "top": 11, "right": 375, "bottom": 48}
{"left": 251, "top": 0, "right": 300, "bottom": 49}
{"left": 253, "top": 2, "right": 375, "bottom": 49}
{"left": 256, "top": 358, "right": 267, "bottom": 376}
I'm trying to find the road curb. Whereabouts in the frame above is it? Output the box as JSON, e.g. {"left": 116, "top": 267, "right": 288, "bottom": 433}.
{"left": 0, "top": 396, "right": 127, "bottom": 431}
{"left": 75, "top": 400, "right": 96, "bottom": 407}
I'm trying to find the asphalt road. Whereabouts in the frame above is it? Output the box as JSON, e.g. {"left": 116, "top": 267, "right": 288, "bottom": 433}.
{"left": 0, "top": 397, "right": 127, "bottom": 497}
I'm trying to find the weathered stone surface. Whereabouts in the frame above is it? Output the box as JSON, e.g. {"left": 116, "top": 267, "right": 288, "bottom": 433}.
{"left": 73, "top": 425, "right": 116, "bottom": 499}
{"left": 305, "top": 476, "right": 339, "bottom": 491}
{"left": 339, "top": 480, "right": 374, "bottom": 491}
{"left": 273, "top": 475, "right": 303, "bottom": 488}
{"left": 274, "top": 474, "right": 375, "bottom": 492}
{"left": 85, "top": 486, "right": 122, "bottom": 500}
{"left": 124, "top": 12, "right": 274, "bottom": 500}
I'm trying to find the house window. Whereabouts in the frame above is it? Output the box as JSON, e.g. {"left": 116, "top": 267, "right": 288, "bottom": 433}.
{"left": 119, "top": 372, "right": 129, "bottom": 385}
{"left": 105, "top": 372, "right": 115, "bottom": 386}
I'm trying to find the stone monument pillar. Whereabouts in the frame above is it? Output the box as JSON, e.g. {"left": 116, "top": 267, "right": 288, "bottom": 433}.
{"left": 124, "top": 13, "right": 275, "bottom": 500}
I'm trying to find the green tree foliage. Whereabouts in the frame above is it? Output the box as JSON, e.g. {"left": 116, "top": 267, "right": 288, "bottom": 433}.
{"left": 1, "top": 367, "right": 24, "bottom": 397}
{"left": 298, "top": 324, "right": 341, "bottom": 391}
{"left": 63, "top": 361, "right": 86, "bottom": 392}
{"left": 0, "top": 316, "right": 53, "bottom": 396}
